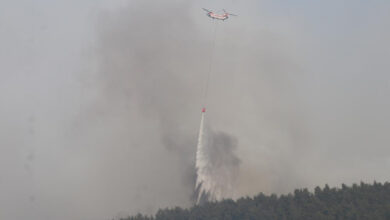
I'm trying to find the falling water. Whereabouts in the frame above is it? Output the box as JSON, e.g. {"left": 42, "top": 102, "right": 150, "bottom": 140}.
{"left": 195, "top": 110, "right": 240, "bottom": 204}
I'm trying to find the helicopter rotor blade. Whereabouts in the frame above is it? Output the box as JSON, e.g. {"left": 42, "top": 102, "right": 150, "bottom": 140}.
{"left": 202, "top": 8, "right": 212, "bottom": 13}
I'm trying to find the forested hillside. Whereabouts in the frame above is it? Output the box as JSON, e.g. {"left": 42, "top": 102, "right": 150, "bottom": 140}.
{"left": 121, "top": 182, "right": 390, "bottom": 220}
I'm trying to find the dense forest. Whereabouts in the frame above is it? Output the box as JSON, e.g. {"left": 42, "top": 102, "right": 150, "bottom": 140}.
{"left": 121, "top": 182, "right": 390, "bottom": 220}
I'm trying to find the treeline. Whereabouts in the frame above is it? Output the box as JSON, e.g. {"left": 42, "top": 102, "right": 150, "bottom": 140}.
{"left": 121, "top": 182, "right": 390, "bottom": 220}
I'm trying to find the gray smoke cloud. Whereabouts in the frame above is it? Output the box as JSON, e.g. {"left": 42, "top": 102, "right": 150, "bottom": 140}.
{"left": 205, "top": 129, "right": 240, "bottom": 194}
{"left": 1, "top": 0, "right": 390, "bottom": 220}
{"left": 90, "top": 0, "right": 200, "bottom": 206}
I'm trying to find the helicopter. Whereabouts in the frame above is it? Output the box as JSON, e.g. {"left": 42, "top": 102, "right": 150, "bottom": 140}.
{"left": 202, "top": 8, "right": 237, "bottom": 21}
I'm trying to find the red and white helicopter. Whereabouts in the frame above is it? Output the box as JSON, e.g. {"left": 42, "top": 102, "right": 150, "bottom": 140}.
{"left": 202, "top": 8, "right": 237, "bottom": 21}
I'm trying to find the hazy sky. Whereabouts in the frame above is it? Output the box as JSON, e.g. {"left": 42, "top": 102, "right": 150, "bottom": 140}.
{"left": 1, "top": 0, "right": 390, "bottom": 220}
